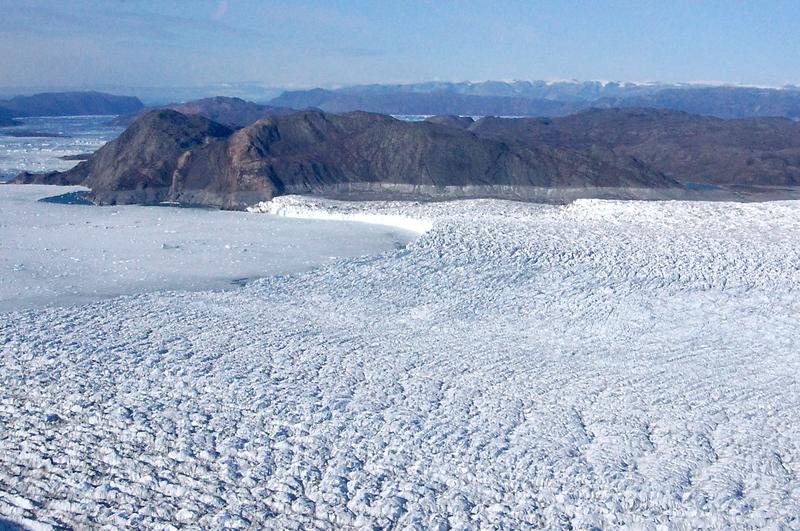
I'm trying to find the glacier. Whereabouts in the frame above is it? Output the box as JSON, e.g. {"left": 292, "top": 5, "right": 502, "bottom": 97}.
{"left": 1, "top": 193, "right": 799, "bottom": 529}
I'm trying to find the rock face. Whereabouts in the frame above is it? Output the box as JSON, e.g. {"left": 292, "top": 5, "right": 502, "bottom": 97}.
{"left": 110, "top": 97, "right": 294, "bottom": 128}
{"left": 470, "top": 108, "right": 800, "bottom": 186}
{"left": 13, "top": 109, "right": 677, "bottom": 208}
{"left": 0, "top": 91, "right": 143, "bottom": 117}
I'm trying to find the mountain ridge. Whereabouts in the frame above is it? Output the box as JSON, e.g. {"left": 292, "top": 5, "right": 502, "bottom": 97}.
{"left": 270, "top": 83, "right": 800, "bottom": 120}
{"left": 0, "top": 91, "right": 143, "bottom": 118}
{"left": 109, "top": 96, "right": 294, "bottom": 128}
{"left": 15, "top": 105, "right": 800, "bottom": 208}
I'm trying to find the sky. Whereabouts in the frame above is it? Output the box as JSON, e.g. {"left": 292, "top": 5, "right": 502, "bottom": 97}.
{"left": 1, "top": 0, "right": 799, "bottom": 90}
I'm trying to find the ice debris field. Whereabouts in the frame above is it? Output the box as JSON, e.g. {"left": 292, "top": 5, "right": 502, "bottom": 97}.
{"left": 0, "top": 116, "right": 123, "bottom": 181}
{"left": 1, "top": 188, "right": 800, "bottom": 529}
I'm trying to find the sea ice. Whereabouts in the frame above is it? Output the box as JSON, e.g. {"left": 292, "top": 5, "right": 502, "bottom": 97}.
{"left": 0, "top": 186, "right": 416, "bottom": 311}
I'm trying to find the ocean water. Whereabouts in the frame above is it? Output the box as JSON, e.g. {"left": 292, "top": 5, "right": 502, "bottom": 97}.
{"left": 0, "top": 115, "right": 122, "bottom": 181}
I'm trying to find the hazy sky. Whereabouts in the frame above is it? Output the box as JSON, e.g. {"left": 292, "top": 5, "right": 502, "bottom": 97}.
{"left": 2, "top": 0, "right": 799, "bottom": 89}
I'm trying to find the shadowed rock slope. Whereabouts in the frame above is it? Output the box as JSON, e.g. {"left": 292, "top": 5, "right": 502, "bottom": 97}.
{"left": 471, "top": 108, "right": 800, "bottom": 186}
{"left": 12, "top": 109, "right": 677, "bottom": 208}
{"left": 15, "top": 110, "right": 232, "bottom": 192}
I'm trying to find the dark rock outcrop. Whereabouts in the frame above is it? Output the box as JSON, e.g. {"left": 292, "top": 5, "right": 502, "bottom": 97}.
{"left": 58, "top": 153, "right": 93, "bottom": 161}
{"left": 110, "top": 97, "right": 294, "bottom": 128}
{"left": 0, "top": 91, "right": 143, "bottom": 117}
{"left": 11, "top": 171, "right": 75, "bottom": 185}
{"left": 63, "top": 110, "right": 233, "bottom": 203}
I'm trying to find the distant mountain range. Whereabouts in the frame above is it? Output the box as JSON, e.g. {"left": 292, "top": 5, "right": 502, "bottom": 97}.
{"left": 269, "top": 81, "right": 800, "bottom": 120}
{"left": 14, "top": 106, "right": 800, "bottom": 207}
{"left": 4, "top": 81, "right": 800, "bottom": 123}
{"left": 270, "top": 88, "right": 582, "bottom": 117}
{"left": 109, "top": 96, "right": 294, "bottom": 128}
{"left": 0, "top": 91, "right": 143, "bottom": 119}
{"left": 289, "top": 79, "right": 673, "bottom": 102}
{"left": 0, "top": 106, "right": 20, "bottom": 126}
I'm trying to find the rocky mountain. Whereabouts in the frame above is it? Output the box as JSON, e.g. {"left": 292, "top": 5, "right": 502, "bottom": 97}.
{"left": 12, "top": 109, "right": 677, "bottom": 208}
{"left": 16, "top": 106, "right": 800, "bottom": 208}
{"left": 0, "top": 91, "right": 143, "bottom": 117}
{"left": 270, "top": 82, "right": 800, "bottom": 120}
{"left": 110, "top": 96, "right": 294, "bottom": 128}
{"left": 470, "top": 108, "right": 800, "bottom": 186}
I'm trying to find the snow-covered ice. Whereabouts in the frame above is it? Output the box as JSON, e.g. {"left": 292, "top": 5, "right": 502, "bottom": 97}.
{"left": 1, "top": 193, "right": 800, "bottom": 529}
{"left": 0, "top": 186, "right": 416, "bottom": 312}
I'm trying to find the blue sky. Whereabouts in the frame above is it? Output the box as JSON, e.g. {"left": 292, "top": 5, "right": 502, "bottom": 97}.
{"left": 1, "top": 0, "right": 798, "bottom": 88}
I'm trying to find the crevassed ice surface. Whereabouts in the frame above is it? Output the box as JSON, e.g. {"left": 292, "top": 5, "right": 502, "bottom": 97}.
{"left": 1, "top": 195, "right": 800, "bottom": 529}
{"left": 0, "top": 186, "right": 415, "bottom": 312}
{"left": 0, "top": 116, "right": 122, "bottom": 181}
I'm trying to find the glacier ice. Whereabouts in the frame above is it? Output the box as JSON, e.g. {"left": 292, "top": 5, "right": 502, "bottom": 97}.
{"left": 1, "top": 193, "right": 799, "bottom": 528}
